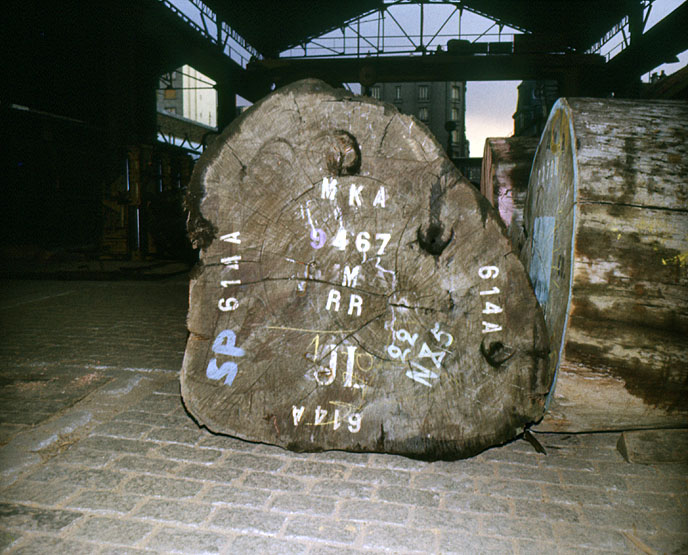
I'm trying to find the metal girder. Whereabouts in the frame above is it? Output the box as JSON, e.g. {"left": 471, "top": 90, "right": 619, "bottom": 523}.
{"left": 606, "top": 1, "right": 688, "bottom": 82}
{"left": 247, "top": 52, "right": 606, "bottom": 90}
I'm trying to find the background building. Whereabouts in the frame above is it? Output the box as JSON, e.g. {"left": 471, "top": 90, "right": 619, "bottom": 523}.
{"left": 369, "top": 81, "right": 469, "bottom": 159}
{"left": 157, "top": 65, "right": 217, "bottom": 128}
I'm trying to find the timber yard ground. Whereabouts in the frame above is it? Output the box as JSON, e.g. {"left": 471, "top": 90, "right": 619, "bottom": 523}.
{"left": 0, "top": 276, "right": 686, "bottom": 554}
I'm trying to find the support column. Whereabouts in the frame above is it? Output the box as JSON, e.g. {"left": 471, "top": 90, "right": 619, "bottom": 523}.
{"left": 216, "top": 79, "right": 237, "bottom": 131}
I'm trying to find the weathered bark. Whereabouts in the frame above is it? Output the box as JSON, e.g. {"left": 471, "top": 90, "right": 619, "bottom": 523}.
{"left": 181, "top": 79, "right": 550, "bottom": 459}
{"left": 519, "top": 98, "right": 688, "bottom": 432}
{"left": 480, "top": 137, "right": 538, "bottom": 251}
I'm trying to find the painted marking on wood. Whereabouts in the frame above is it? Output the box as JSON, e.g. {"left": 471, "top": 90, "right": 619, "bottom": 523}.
{"left": 206, "top": 329, "right": 245, "bottom": 386}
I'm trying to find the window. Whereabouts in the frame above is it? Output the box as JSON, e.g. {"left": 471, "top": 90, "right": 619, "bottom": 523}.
{"left": 418, "top": 107, "right": 429, "bottom": 121}
{"left": 451, "top": 107, "right": 460, "bottom": 121}
{"left": 164, "top": 106, "right": 177, "bottom": 114}
{"left": 451, "top": 130, "right": 460, "bottom": 143}
{"left": 371, "top": 86, "right": 381, "bottom": 100}
{"left": 418, "top": 85, "right": 429, "bottom": 100}
{"left": 395, "top": 86, "right": 402, "bottom": 100}
{"left": 451, "top": 85, "right": 461, "bottom": 101}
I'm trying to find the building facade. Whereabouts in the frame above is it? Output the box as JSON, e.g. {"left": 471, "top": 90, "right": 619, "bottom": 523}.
{"left": 157, "top": 66, "right": 218, "bottom": 128}
{"left": 369, "top": 81, "right": 469, "bottom": 159}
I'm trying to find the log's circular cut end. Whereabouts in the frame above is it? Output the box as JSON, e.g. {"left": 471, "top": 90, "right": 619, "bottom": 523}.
{"left": 181, "top": 79, "right": 551, "bottom": 459}
{"left": 522, "top": 99, "right": 578, "bottom": 405}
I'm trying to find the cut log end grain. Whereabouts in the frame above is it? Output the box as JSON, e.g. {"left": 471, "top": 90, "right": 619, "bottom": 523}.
{"left": 521, "top": 98, "right": 688, "bottom": 432}
{"left": 181, "top": 79, "right": 551, "bottom": 459}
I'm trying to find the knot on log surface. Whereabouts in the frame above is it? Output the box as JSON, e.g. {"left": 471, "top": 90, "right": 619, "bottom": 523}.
{"left": 180, "top": 79, "right": 551, "bottom": 460}
{"left": 417, "top": 224, "right": 453, "bottom": 256}
{"left": 326, "top": 130, "right": 361, "bottom": 176}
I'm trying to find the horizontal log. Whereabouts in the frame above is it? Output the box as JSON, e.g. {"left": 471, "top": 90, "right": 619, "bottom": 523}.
{"left": 181, "top": 79, "right": 551, "bottom": 459}
{"left": 520, "top": 97, "right": 688, "bottom": 432}
{"left": 480, "top": 137, "right": 538, "bottom": 250}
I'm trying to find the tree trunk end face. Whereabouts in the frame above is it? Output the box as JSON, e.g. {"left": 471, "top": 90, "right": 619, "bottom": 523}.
{"left": 181, "top": 79, "right": 551, "bottom": 460}
{"left": 524, "top": 98, "right": 688, "bottom": 430}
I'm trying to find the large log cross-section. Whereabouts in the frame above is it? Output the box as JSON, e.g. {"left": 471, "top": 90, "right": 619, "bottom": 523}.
{"left": 181, "top": 80, "right": 550, "bottom": 459}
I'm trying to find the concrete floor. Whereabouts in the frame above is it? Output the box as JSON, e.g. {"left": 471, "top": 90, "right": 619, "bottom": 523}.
{"left": 0, "top": 278, "right": 686, "bottom": 554}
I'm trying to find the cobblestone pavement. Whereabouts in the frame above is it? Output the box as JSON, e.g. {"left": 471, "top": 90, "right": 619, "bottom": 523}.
{"left": 0, "top": 278, "right": 686, "bottom": 554}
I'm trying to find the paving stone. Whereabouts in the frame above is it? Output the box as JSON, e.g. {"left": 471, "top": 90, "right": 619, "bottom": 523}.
{"left": 348, "top": 467, "right": 411, "bottom": 486}
{"left": 544, "top": 484, "right": 612, "bottom": 507}
{"left": 202, "top": 484, "right": 272, "bottom": 508}
{"left": 496, "top": 463, "right": 561, "bottom": 484}
{"left": 270, "top": 493, "right": 337, "bottom": 516}
{"left": 595, "top": 460, "right": 659, "bottom": 477}
{"left": 152, "top": 443, "right": 223, "bottom": 464}
{"left": 480, "top": 449, "right": 544, "bottom": 467}
{"left": 442, "top": 492, "right": 511, "bottom": 514}
{"left": 428, "top": 459, "right": 496, "bottom": 478}
{"left": 310, "top": 479, "right": 374, "bottom": 500}
{"left": 412, "top": 472, "right": 475, "bottom": 493}
{"left": 92, "top": 421, "right": 153, "bottom": 440}
{"left": 377, "top": 485, "right": 440, "bottom": 507}
{"left": 230, "top": 534, "right": 308, "bottom": 554}
{"left": 361, "top": 523, "right": 437, "bottom": 552}
{"left": 517, "top": 538, "right": 561, "bottom": 555}
{"left": 224, "top": 452, "right": 285, "bottom": 472}
{"left": 340, "top": 500, "right": 409, "bottom": 525}
{"left": 649, "top": 510, "right": 688, "bottom": 536}
{"left": 121, "top": 475, "right": 203, "bottom": 499}
{"left": 439, "top": 531, "right": 516, "bottom": 554}
{"left": 115, "top": 411, "right": 197, "bottom": 430}
{"left": 308, "top": 450, "right": 371, "bottom": 466}
{"left": 1, "top": 480, "right": 77, "bottom": 506}
{"left": 0, "top": 503, "right": 82, "bottom": 532}
{"left": 409, "top": 507, "right": 477, "bottom": 532}
{"left": 111, "top": 454, "right": 180, "bottom": 475}
{"left": 512, "top": 499, "right": 580, "bottom": 523}
{"left": 581, "top": 506, "right": 658, "bottom": 534}
{"left": 308, "top": 545, "right": 365, "bottom": 555}
{"left": 196, "top": 434, "right": 258, "bottom": 451}
{"left": 0, "top": 530, "right": 20, "bottom": 551}
{"left": 54, "top": 446, "right": 117, "bottom": 468}
{"left": 79, "top": 436, "right": 156, "bottom": 456}
{"left": 284, "top": 459, "right": 348, "bottom": 479}
{"left": 553, "top": 522, "right": 631, "bottom": 552}
{"left": 481, "top": 515, "right": 554, "bottom": 540}
{"left": 136, "top": 392, "right": 184, "bottom": 411}
{"left": 556, "top": 469, "right": 628, "bottom": 491}
{"left": 144, "top": 527, "right": 230, "bottom": 554}
{"left": 29, "top": 466, "right": 126, "bottom": 490}
{"left": 626, "top": 475, "right": 688, "bottom": 494}
{"left": 285, "top": 516, "right": 360, "bottom": 544}
{"left": 629, "top": 531, "right": 688, "bottom": 555}
{"left": 9, "top": 535, "right": 98, "bottom": 555}
{"left": 241, "top": 472, "right": 306, "bottom": 492}
{"left": 606, "top": 490, "right": 679, "bottom": 512}
{"left": 368, "top": 454, "right": 428, "bottom": 471}
{"left": 145, "top": 427, "right": 202, "bottom": 445}
{"left": 132, "top": 498, "right": 212, "bottom": 525}
{"left": 66, "top": 490, "right": 143, "bottom": 514}
{"left": 539, "top": 455, "right": 596, "bottom": 472}
{"left": 173, "top": 462, "right": 242, "bottom": 483}
{"left": 70, "top": 516, "right": 153, "bottom": 545}
{"left": 476, "top": 477, "right": 544, "bottom": 500}
{"left": 209, "top": 506, "right": 286, "bottom": 535}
